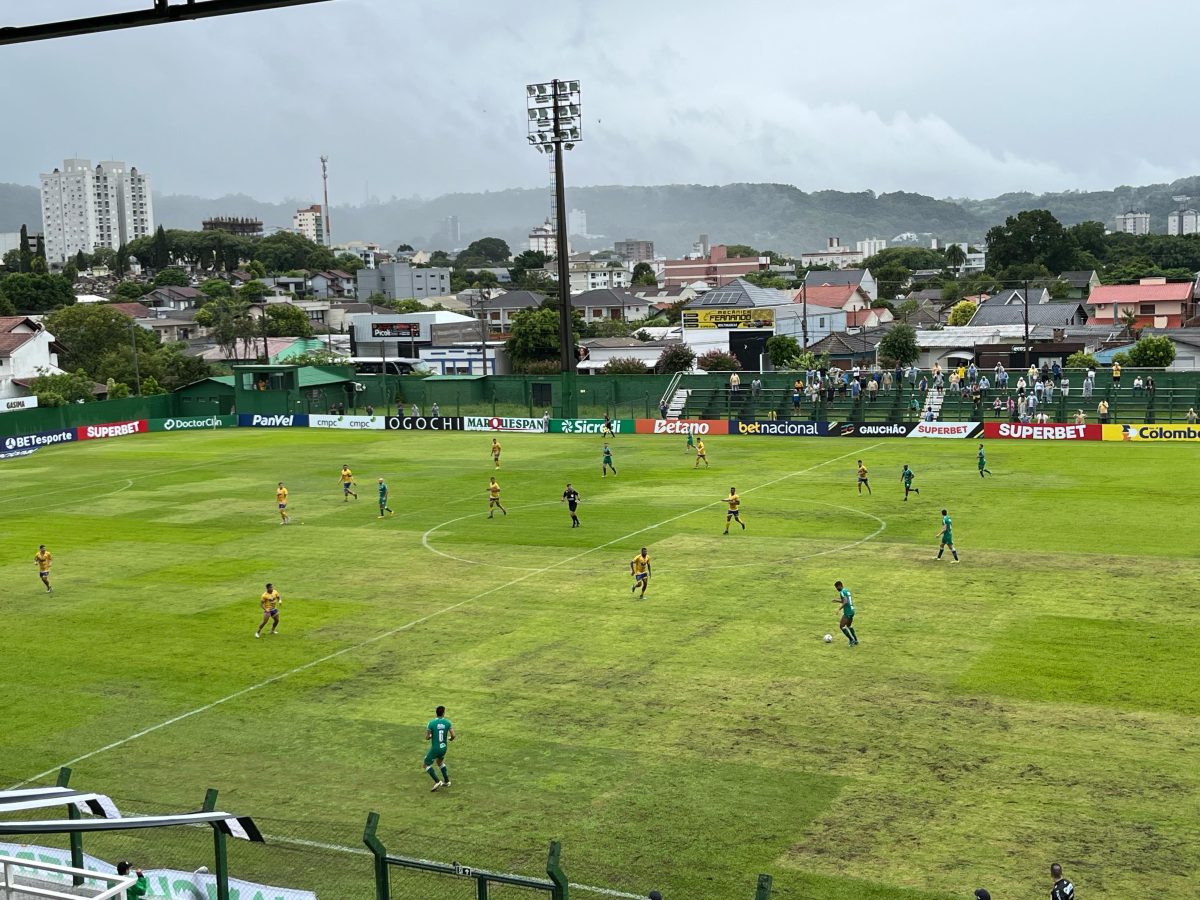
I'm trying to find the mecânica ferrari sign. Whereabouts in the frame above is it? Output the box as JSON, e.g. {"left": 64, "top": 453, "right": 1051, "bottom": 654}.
{"left": 1104, "top": 423, "right": 1200, "bottom": 442}
{"left": 983, "top": 422, "right": 1101, "bottom": 440}
{"left": 635, "top": 419, "right": 730, "bottom": 435}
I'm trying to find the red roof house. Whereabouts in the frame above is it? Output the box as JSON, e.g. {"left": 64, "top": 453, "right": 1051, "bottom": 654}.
{"left": 1086, "top": 278, "right": 1194, "bottom": 329}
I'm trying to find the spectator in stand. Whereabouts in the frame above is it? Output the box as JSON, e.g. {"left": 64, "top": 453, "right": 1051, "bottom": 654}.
{"left": 851, "top": 379, "right": 861, "bottom": 401}
{"left": 893, "top": 363, "right": 902, "bottom": 387}
{"left": 431, "top": 401, "right": 440, "bottom": 417}
{"left": 949, "top": 371, "right": 961, "bottom": 395}
{"left": 410, "top": 403, "right": 420, "bottom": 416}
{"left": 971, "top": 384, "right": 982, "bottom": 415}
{"left": 117, "top": 862, "right": 147, "bottom": 900}
{"left": 1007, "top": 395, "right": 1016, "bottom": 419}
{"left": 1133, "top": 374, "right": 1144, "bottom": 396}
{"left": 978, "top": 374, "right": 990, "bottom": 397}
{"left": 1049, "top": 863, "right": 1075, "bottom": 900}
{"left": 1017, "top": 395, "right": 1028, "bottom": 419}
{"left": 543, "top": 409, "right": 551, "bottom": 431}
{"left": 933, "top": 369, "right": 945, "bottom": 389}
{"left": 659, "top": 400, "right": 668, "bottom": 419}
{"left": 1027, "top": 363, "right": 1038, "bottom": 385}
{"left": 825, "top": 375, "right": 835, "bottom": 403}
{"left": 729, "top": 371, "right": 741, "bottom": 394}
{"left": 1112, "top": 361, "right": 1122, "bottom": 385}
{"left": 1060, "top": 375, "right": 1069, "bottom": 398}
{"left": 1145, "top": 375, "right": 1155, "bottom": 398}
{"left": 1074, "top": 409, "right": 1086, "bottom": 425}
{"left": 918, "top": 375, "right": 928, "bottom": 394}
{"left": 967, "top": 362, "right": 978, "bottom": 384}
{"left": 792, "top": 386, "right": 801, "bottom": 412}
{"left": 1027, "top": 393, "right": 1039, "bottom": 417}
{"left": 750, "top": 377, "right": 762, "bottom": 398}
{"left": 867, "top": 378, "right": 879, "bottom": 403}
{"left": 365, "top": 404, "right": 375, "bottom": 416}
{"left": 839, "top": 372, "right": 849, "bottom": 397}
{"left": 992, "top": 396, "right": 1003, "bottom": 418}
{"left": 1044, "top": 378, "right": 1054, "bottom": 402}
{"left": 924, "top": 405, "right": 935, "bottom": 422}
{"left": 1082, "top": 368, "right": 1093, "bottom": 398}
{"left": 883, "top": 370, "right": 893, "bottom": 392}
{"left": 1051, "top": 360, "right": 1061, "bottom": 383}
{"left": 1017, "top": 375, "right": 1027, "bottom": 395}
{"left": 1098, "top": 398, "right": 1110, "bottom": 423}
{"left": 1187, "top": 407, "right": 1198, "bottom": 424}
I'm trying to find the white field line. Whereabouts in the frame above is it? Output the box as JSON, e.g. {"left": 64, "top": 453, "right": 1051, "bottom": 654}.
{"left": 263, "top": 833, "right": 646, "bottom": 899}
{"left": 10, "top": 442, "right": 880, "bottom": 789}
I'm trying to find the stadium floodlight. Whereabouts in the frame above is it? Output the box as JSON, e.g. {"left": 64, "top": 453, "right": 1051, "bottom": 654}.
{"left": 525, "top": 78, "right": 583, "bottom": 414}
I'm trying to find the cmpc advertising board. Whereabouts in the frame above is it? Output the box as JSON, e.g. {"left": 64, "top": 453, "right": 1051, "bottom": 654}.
{"left": 635, "top": 418, "right": 730, "bottom": 435}
{"left": 1103, "top": 423, "right": 1200, "bottom": 442}
{"left": 907, "top": 421, "right": 982, "bottom": 439}
{"left": 149, "top": 415, "right": 237, "bottom": 432}
{"left": 552, "top": 418, "right": 636, "bottom": 434}
{"left": 464, "top": 416, "right": 547, "bottom": 432}
{"left": 308, "top": 414, "right": 385, "bottom": 430}
{"left": 983, "top": 422, "right": 1101, "bottom": 440}
{"left": 385, "top": 416, "right": 464, "bottom": 430}
{"left": 76, "top": 419, "right": 148, "bottom": 441}
{"left": 732, "top": 420, "right": 830, "bottom": 436}
{"left": 681, "top": 307, "right": 775, "bottom": 329}
{"left": 238, "top": 413, "right": 310, "bottom": 428}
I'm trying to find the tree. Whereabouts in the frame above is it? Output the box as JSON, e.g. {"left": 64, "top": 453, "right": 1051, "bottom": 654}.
{"left": 1127, "top": 335, "right": 1176, "bottom": 368}
{"left": 105, "top": 377, "right": 131, "bottom": 399}
{"left": 140, "top": 375, "right": 166, "bottom": 395}
{"left": 113, "top": 242, "right": 130, "bottom": 276}
{"left": 154, "top": 267, "right": 190, "bottom": 287}
{"left": 784, "top": 349, "right": 832, "bottom": 372}
{"left": 724, "top": 244, "right": 758, "bottom": 258}
{"left": 655, "top": 343, "right": 696, "bottom": 373}
{"left": 18, "top": 224, "right": 32, "bottom": 272}
{"left": 0, "top": 273, "right": 75, "bottom": 313}
{"left": 74, "top": 250, "right": 89, "bottom": 270}
{"left": 239, "top": 280, "right": 270, "bottom": 302}
{"left": 396, "top": 243, "right": 415, "bottom": 253}
{"left": 45, "top": 304, "right": 160, "bottom": 377}
{"left": 90, "top": 247, "right": 117, "bottom": 271}
{"left": 871, "top": 262, "right": 913, "bottom": 301}
{"left": 506, "top": 307, "right": 570, "bottom": 364}
{"left": 385, "top": 297, "right": 427, "bottom": 313}
{"left": 195, "top": 296, "right": 253, "bottom": 361}
{"left": 333, "top": 253, "right": 365, "bottom": 273}
{"left": 508, "top": 250, "right": 549, "bottom": 284}
{"left": 1065, "top": 351, "right": 1099, "bottom": 369}
{"left": 246, "top": 259, "right": 267, "bottom": 278}
{"left": 458, "top": 237, "right": 511, "bottom": 267}
{"left": 30, "top": 369, "right": 97, "bottom": 404}
{"left": 743, "top": 271, "right": 791, "bottom": 289}
{"left": 765, "top": 335, "right": 801, "bottom": 368}
{"left": 0, "top": 289, "right": 14, "bottom": 316}
{"left": 61, "top": 261, "right": 79, "bottom": 284}
{"left": 630, "top": 262, "right": 658, "bottom": 286}
{"left": 253, "top": 231, "right": 325, "bottom": 273}
{"left": 944, "top": 244, "right": 967, "bottom": 273}
{"left": 428, "top": 250, "right": 452, "bottom": 267}
{"left": 151, "top": 225, "right": 171, "bottom": 269}
{"left": 696, "top": 349, "right": 740, "bottom": 371}
{"left": 602, "top": 357, "right": 651, "bottom": 374}
{"left": 985, "top": 209, "right": 1076, "bottom": 273}
{"left": 1067, "top": 221, "right": 1107, "bottom": 262}
{"left": 2, "top": 249, "right": 20, "bottom": 272}
{"left": 112, "top": 280, "right": 150, "bottom": 300}
{"left": 199, "top": 277, "right": 233, "bottom": 299}
{"left": 877, "top": 323, "right": 920, "bottom": 366}
{"left": 263, "top": 303, "right": 315, "bottom": 338}
{"left": 34, "top": 235, "right": 46, "bottom": 263}
{"left": 947, "top": 300, "right": 978, "bottom": 326}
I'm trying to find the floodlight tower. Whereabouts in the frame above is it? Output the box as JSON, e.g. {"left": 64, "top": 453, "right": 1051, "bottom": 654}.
{"left": 320, "top": 154, "right": 331, "bottom": 246}
{"left": 526, "top": 79, "right": 582, "bottom": 417}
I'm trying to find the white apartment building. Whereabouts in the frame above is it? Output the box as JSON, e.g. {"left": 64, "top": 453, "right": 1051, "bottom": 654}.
{"left": 568, "top": 208, "right": 588, "bottom": 237}
{"left": 1114, "top": 210, "right": 1151, "bottom": 236}
{"left": 40, "top": 158, "right": 154, "bottom": 263}
{"left": 528, "top": 220, "right": 558, "bottom": 255}
{"left": 800, "top": 237, "right": 865, "bottom": 269}
{"left": 855, "top": 238, "right": 887, "bottom": 257}
{"left": 1167, "top": 208, "right": 1199, "bottom": 236}
{"left": 293, "top": 204, "right": 325, "bottom": 244}
{"left": 568, "top": 261, "right": 630, "bottom": 293}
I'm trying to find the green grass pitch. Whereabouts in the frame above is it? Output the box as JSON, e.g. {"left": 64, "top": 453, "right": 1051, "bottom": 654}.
{"left": 1, "top": 429, "right": 1197, "bottom": 899}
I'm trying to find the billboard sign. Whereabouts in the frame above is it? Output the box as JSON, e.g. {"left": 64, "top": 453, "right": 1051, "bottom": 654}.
{"left": 238, "top": 413, "right": 310, "bottom": 427}
{"left": 371, "top": 321, "right": 421, "bottom": 338}
{"left": 907, "top": 421, "right": 982, "bottom": 439}
{"left": 1, "top": 428, "right": 76, "bottom": 452}
{"left": 635, "top": 418, "right": 730, "bottom": 435}
{"left": 552, "top": 418, "right": 636, "bottom": 434}
{"left": 681, "top": 308, "right": 776, "bottom": 329}
{"left": 76, "top": 420, "right": 148, "bottom": 441}
{"left": 732, "top": 420, "right": 830, "bottom": 436}
{"left": 464, "top": 416, "right": 547, "bottom": 432}
{"left": 385, "top": 416, "right": 465, "bottom": 431}
{"left": 983, "top": 422, "right": 1100, "bottom": 440}
{"left": 0, "top": 396, "right": 38, "bottom": 413}
{"left": 1104, "top": 423, "right": 1200, "bottom": 442}
{"left": 308, "top": 414, "right": 385, "bottom": 430}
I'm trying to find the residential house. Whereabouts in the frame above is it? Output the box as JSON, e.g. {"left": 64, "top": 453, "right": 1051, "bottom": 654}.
{"left": 1057, "top": 270, "right": 1101, "bottom": 299}
{"left": 576, "top": 337, "right": 680, "bottom": 373}
{"left": 793, "top": 283, "right": 890, "bottom": 328}
{"left": 807, "top": 327, "right": 889, "bottom": 367}
{"left": 661, "top": 245, "right": 767, "bottom": 288}
{"left": 309, "top": 270, "right": 357, "bottom": 300}
{"left": 141, "top": 307, "right": 201, "bottom": 343}
{"left": 0, "top": 316, "right": 66, "bottom": 399}
{"left": 803, "top": 268, "right": 878, "bottom": 302}
{"left": 968, "top": 292, "right": 1089, "bottom": 328}
{"left": 628, "top": 284, "right": 698, "bottom": 306}
{"left": 680, "top": 278, "right": 791, "bottom": 360}
{"left": 1086, "top": 277, "right": 1195, "bottom": 329}
{"left": 143, "top": 285, "right": 206, "bottom": 311}
{"left": 571, "top": 289, "right": 650, "bottom": 323}
{"left": 567, "top": 261, "right": 630, "bottom": 293}
{"left": 468, "top": 291, "right": 547, "bottom": 334}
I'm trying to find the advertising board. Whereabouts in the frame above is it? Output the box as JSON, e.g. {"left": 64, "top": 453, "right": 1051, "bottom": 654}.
{"left": 308, "top": 414, "right": 385, "bottom": 430}
{"left": 149, "top": 415, "right": 237, "bottom": 432}
{"left": 681, "top": 308, "right": 775, "bottom": 329}
{"left": 75, "top": 419, "right": 148, "bottom": 441}
{"left": 0, "top": 396, "right": 38, "bottom": 413}
{"left": 552, "top": 418, "right": 636, "bottom": 434}
{"left": 1103, "top": 423, "right": 1200, "bottom": 442}
{"left": 464, "top": 416, "right": 547, "bottom": 432}
{"left": 1, "top": 428, "right": 76, "bottom": 452}
{"left": 385, "top": 416, "right": 465, "bottom": 431}
{"left": 831, "top": 422, "right": 911, "bottom": 438}
{"left": 237, "top": 413, "right": 310, "bottom": 428}
{"left": 732, "top": 420, "right": 830, "bottom": 436}
{"left": 635, "top": 418, "right": 730, "bottom": 435}
{"left": 983, "top": 422, "right": 1100, "bottom": 440}
{"left": 907, "top": 422, "right": 982, "bottom": 439}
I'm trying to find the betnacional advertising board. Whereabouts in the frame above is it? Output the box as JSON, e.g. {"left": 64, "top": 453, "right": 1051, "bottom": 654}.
{"left": 732, "top": 420, "right": 830, "bottom": 436}
{"left": 1103, "top": 423, "right": 1200, "bottom": 442}
{"left": 983, "top": 422, "right": 1100, "bottom": 440}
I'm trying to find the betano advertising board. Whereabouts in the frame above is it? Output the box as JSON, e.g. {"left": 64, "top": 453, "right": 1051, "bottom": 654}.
{"left": 635, "top": 419, "right": 730, "bottom": 435}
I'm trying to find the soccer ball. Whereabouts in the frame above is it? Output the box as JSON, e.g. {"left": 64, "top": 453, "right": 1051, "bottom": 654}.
{"left": 823, "top": 634, "right": 833, "bottom": 643}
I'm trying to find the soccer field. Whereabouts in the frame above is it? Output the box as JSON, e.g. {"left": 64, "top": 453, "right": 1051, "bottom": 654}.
{"left": 2, "top": 429, "right": 1197, "bottom": 900}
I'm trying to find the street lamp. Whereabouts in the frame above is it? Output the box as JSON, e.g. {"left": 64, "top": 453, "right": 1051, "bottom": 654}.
{"left": 526, "top": 78, "right": 581, "bottom": 416}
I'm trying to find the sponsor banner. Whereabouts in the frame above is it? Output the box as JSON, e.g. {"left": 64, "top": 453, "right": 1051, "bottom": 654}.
{"left": 0, "top": 395, "right": 38, "bottom": 413}
{"left": 385, "top": 416, "right": 465, "bottom": 431}
{"left": 552, "top": 418, "right": 636, "bottom": 434}
{"left": 907, "top": 421, "right": 982, "bottom": 439}
{"left": 831, "top": 422, "right": 912, "bottom": 438}
{"left": 0, "top": 448, "right": 38, "bottom": 460}
{"left": 308, "top": 413, "right": 385, "bottom": 430}
{"left": 149, "top": 415, "right": 237, "bottom": 432}
{"left": 76, "top": 419, "right": 148, "bottom": 441}
{"left": 1, "top": 428, "right": 76, "bottom": 452}
{"left": 0, "top": 842, "right": 316, "bottom": 900}
{"left": 983, "top": 422, "right": 1101, "bottom": 441}
{"left": 238, "top": 413, "right": 310, "bottom": 428}
{"left": 371, "top": 321, "right": 420, "bottom": 337}
{"left": 464, "top": 416, "right": 547, "bottom": 433}
{"left": 733, "top": 420, "right": 831, "bottom": 436}
{"left": 1104, "top": 423, "right": 1200, "bottom": 442}
{"left": 635, "top": 418, "right": 730, "bottom": 435}
{"left": 681, "top": 307, "right": 775, "bottom": 329}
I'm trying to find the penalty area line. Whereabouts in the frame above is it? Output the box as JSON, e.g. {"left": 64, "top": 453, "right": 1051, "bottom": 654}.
{"left": 11, "top": 442, "right": 880, "bottom": 789}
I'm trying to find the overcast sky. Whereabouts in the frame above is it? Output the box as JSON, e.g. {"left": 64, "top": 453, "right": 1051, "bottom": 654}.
{"left": 3, "top": 0, "right": 1199, "bottom": 204}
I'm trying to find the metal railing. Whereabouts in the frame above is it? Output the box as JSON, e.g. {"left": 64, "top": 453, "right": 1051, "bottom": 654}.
{"left": 0, "top": 857, "right": 135, "bottom": 900}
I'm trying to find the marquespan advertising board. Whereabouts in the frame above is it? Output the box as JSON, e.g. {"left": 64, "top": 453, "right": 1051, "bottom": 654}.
{"left": 463, "top": 416, "right": 547, "bottom": 433}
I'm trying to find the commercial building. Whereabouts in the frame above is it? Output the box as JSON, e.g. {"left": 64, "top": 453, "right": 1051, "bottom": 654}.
{"left": 568, "top": 208, "right": 588, "bottom": 237}
{"left": 662, "top": 245, "right": 767, "bottom": 288}
{"left": 1114, "top": 210, "right": 1151, "bottom": 236}
{"left": 614, "top": 238, "right": 655, "bottom": 263}
{"left": 39, "top": 158, "right": 154, "bottom": 263}
{"left": 293, "top": 204, "right": 325, "bottom": 244}
{"left": 356, "top": 262, "right": 452, "bottom": 301}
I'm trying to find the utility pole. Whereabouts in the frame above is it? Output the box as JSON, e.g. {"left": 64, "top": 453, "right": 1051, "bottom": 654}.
{"left": 320, "top": 154, "right": 331, "bottom": 247}
{"left": 801, "top": 280, "right": 809, "bottom": 349}
{"left": 1022, "top": 279, "right": 1030, "bottom": 370}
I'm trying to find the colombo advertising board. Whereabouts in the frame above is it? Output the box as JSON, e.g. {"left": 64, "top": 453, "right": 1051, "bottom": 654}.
{"left": 634, "top": 419, "right": 730, "bottom": 435}
{"left": 1103, "top": 423, "right": 1200, "bottom": 442}
{"left": 552, "top": 418, "right": 636, "bottom": 434}
{"left": 983, "top": 422, "right": 1100, "bottom": 440}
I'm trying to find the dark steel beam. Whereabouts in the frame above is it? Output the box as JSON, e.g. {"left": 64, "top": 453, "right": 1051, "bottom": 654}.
{"left": 0, "top": 0, "right": 332, "bottom": 47}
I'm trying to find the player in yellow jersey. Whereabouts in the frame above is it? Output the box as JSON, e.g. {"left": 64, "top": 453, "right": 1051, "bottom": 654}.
{"left": 339, "top": 465, "right": 358, "bottom": 501}
{"left": 856, "top": 460, "right": 871, "bottom": 495}
{"left": 487, "top": 476, "right": 507, "bottom": 518}
{"left": 255, "top": 583, "right": 282, "bottom": 637}
{"left": 34, "top": 544, "right": 52, "bottom": 593}
{"left": 276, "top": 482, "right": 290, "bottom": 524}
{"left": 629, "top": 547, "right": 651, "bottom": 597}
{"left": 722, "top": 487, "right": 745, "bottom": 534}
{"left": 694, "top": 437, "right": 709, "bottom": 468}
{"left": 491, "top": 438, "right": 502, "bottom": 469}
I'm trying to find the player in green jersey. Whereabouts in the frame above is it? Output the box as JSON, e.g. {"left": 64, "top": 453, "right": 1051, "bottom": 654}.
{"left": 977, "top": 443, "right": 992, "bottom": 478}
{"left": 832, "top": 580, "right": 858, "bottom": 646}
{"left": 936, "top": 508, "right": 959, "bottom": 562}
{"left": 377, "top": 478, "right": 395, "bottom": 518}
{"left": 901, "top": 464, "right": 919, "bottom": 501}
{"left": 601, "top": 442, "right": 617, "bottom": 477}
{"left": 685, "top": 430, "right": 695, "bottom": 453}
{"left": 423, "top": 705, "right": 455, "bottom": 791}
